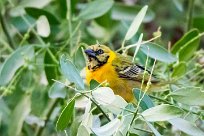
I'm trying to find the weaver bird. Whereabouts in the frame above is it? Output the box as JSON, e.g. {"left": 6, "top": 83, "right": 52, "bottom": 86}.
{"left": 85, "top": 44, "right": 159, "bottom": 102}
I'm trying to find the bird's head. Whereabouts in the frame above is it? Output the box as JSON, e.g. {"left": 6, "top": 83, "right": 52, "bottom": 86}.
{"left": 85, "top": 44, "right": 112, "bottom": 70}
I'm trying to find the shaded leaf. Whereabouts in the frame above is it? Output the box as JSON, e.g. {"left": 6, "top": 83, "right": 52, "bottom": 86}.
{"left": 141, "top": 104, "right": 183, "bottom": 122}
{"left": 48, "top": 82, "right": 67, "bottom": 99}
{"left": 0, "top": 46, "right": 34, "bottom": 85}
{"left": 60, "top": 55, "right": 84, "bottom": 90}
{"left": 169, "top": 118, "right": 204, "bottom": 136}
{"left": 125, "top": 5, "right": 148, "bottom": 40}
{"left": 193, "top": 16, "right": 204, "bottom": 32}
{"left": 169, "top": 87, "right": 204, "bottom": 106}
{"left": 44, "top": 49, "right": 58, "bottom": 85}
{"left": 90, "top": 79, "right": 100, "bottom": 90}
{"left": 133, "top": 88, "right": 154, "bottom": 110}
{"left": 56, "top": 99, "right": 75, "bottom": 131}
{"left": 140, "top": 42, "right": 177, "bottom": 63}
{"left": 171, "top": 62, "right": 187, "bottom": 78}
{"left": 25, "top": 7, "right": 59, "bottom": 25}
{"left": 78, "top": 0, "right": 114, "bottom": 20}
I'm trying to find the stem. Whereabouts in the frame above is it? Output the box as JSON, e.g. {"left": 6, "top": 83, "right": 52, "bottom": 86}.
{"left": 83, "top": 94, "right": 111, "bottom": 122}
{"left": 0, "top": 12, "right": 15, "bottom": 49}
{"left": 67, "top": 0, "right": 72, "bottom": 55}
{"left": 187, "top": 0, "right": 194, "bottom": 31}
{"left": 36, "top": 99, "right": 60, "bottom": 136}
{"left": 134, "top": 127, "right": 153, "bottom": 134}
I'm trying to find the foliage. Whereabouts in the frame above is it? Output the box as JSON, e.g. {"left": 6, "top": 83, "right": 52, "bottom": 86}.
{"left": 0, "top": 0, "right": 204, "bottom": 136}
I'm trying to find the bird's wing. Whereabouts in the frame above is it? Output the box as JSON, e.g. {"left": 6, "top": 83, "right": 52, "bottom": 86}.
{"left": 112, "top": 54, "right": 159, "bottom": 83}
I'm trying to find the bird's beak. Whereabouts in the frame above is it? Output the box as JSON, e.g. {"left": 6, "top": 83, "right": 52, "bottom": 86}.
{"left": 85, "top": 49, "right": 96, "bottom": 58}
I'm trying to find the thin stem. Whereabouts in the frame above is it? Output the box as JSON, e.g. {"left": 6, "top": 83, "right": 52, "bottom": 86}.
{"left": 134, "top": 127, "right": 153, "bottom": 134}
{"left": 67, "top": 0, "right": 72, "bottom": 55}
{"left": 0, "top": 12, "right": 15, "bottom": 49}
{"left": 187, "top": 0, "right": 194, "bottom": 31}
{"left": 83, "top": 94, "right": 111, "bottom": 122}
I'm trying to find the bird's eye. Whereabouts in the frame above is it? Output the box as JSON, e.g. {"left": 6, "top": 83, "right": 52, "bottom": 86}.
{"left": 97, "top": 49, "right": 104, "bottom": 54}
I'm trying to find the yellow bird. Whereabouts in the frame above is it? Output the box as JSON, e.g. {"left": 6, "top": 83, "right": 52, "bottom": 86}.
{"left": 85, "top": 44, "right": 159, "bottom": 102}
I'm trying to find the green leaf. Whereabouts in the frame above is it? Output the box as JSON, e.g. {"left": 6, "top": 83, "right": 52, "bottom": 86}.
{"left": 193, "top": 16, "right": 204, "bottom": 32}
{"left": 144, "top": 119, "right": 162, "bottom": 136}
{"left": 140, "top": 42, "right": 177, "bottom": 63}
{"left": 133, "top": 88, "right": 154, "bottom": 110}
{"left": 169, "top": 118, "right": 204, "bottom": 136}
{"left": 171, "top": 29, "right": 199, "bottom": 56}
{"left": 60, "top": 55, "right": 84, "bottom": 90}
{"left": 124, "top": 5, "right": 148, "bottom": 40}
{"left": 90, "top": 79, "right": 100, "bottom": 90}
{"left": 169, "top": 87, "right": 204, "bottom": 106}
{"left": 0, "top": 46, "right": 34, "bottom": 86}
{"left": 78, "top": 0, "right": 114, "bottom": 20}
{"left": 92, "top": 87, "right": 115, "bottom": 105}
{"left": 112, "top": 3, "right": 155, "bottom": 22}
{"left": 56, "top": 99, "right": 75, "bottom": 131}
{"left": 171, "top": 62, "right": 187, "bottom": 78}
{"left": 44, "top": 49, "right": 58, "bottom": 85}
{"left": 8, "top": 95, "right": 31, "bottom": 136}
{"left": 48, "top": 82, "right": 67, "bottom": 99}
{"left": 25, "top": 7, "right": 60, "bottom": 25}
{"left": 92, "top": 118, "right": 121, "bottom": 136}
{"left": 77, "top": 125, "right": 90, "bottom": 136}
{"left": 141, "top": 104, "right": 183, "bottom": 122}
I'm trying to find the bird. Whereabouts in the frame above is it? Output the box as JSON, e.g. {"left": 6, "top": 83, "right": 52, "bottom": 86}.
{"left": 84, "top": 44, "right": 159, "bottom": 102}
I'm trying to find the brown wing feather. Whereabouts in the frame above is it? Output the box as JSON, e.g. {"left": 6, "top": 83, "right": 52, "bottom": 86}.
{"left": 112, "top": 53, "right": 159, "bottom": 83}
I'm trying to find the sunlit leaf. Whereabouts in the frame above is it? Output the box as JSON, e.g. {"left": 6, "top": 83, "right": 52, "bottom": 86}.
{"left": 36, "top": 15, "right": 50, "bottom": 37}
{"left": 105, "top": 95, "right": 128, "bottom": 114}
{"left": 92, "top": 118, "right": 121, "bottom": 136}
{"left": 48, "top": 82, "right": 67, "bottom": 99}
{"left": 169, "top": 87, "right": 204, "bottom": 106}
{"left": 77, "top": 125, "right": 90, "bottom": 136}
{"left": 92, "top": 87, "right": 115, "bottom": 105}
{"left": 78, "top": 0, "right": 114, "bottom": 20}
{"left": 56, "top": 99, "right": 75, "bottom": 131}
{"left": 141, "top": 104, "right": 183, "bottom": 122}
{"left": 140, "top": 42, "right": 177, "bottom": 63}
{"left": 60, "top": 55, "right": 84, "bottom": 90}
{"left": 125, "top": 5, "right": 148, "bottom": 40}
{"left": 169, "top": 118, "right": 204, "bottom": 136}
{"left": 171, "top": 62, "right": 187, "bottom": 78}
{"left": 0, "top": 46, "right": 34, "bottom": 86}
{"left": 133, "top": 88, "right": 154, "bottom": 110}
